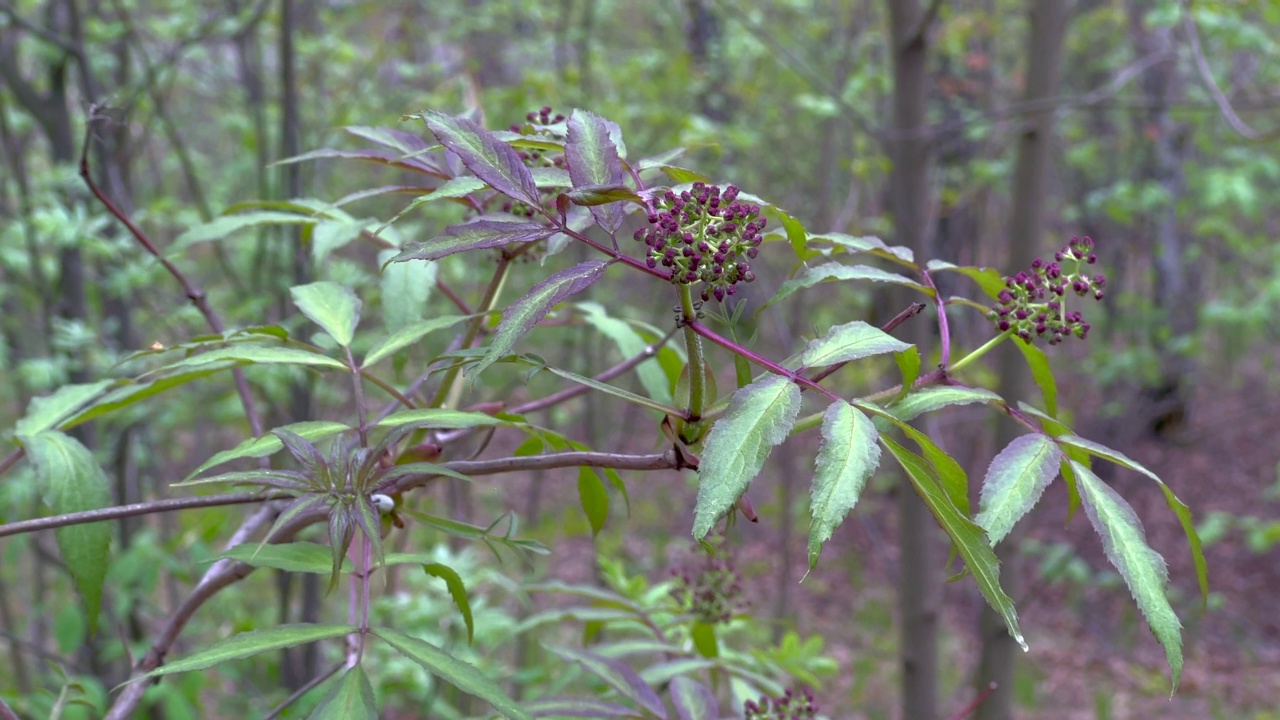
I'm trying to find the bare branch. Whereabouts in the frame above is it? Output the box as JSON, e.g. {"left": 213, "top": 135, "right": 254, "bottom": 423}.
{"left": 1182, "top": 3, "right": 1276, "bottom": 141}
{"left": 79, "top": 108, "right": 265, "bottom": 438}
{"left": 0, "top": 492, "right": 281, "bottom": 539}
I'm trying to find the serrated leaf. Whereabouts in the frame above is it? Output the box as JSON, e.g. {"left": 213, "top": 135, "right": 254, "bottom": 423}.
{"left": 387, "top": 219, "right": 555, "bottom": 264}
{"left": 578, "top": 302, "right": 671, "bottom": 404}
{"left": 926, "top": 260, "right": 1007, "bottom": 299}
{"left": 184, "top": 421, "right": 349, "bottom": 480}
{"left": 416, "top": 562, "right": 475, "bottom": 644}
{"left": 798, "top": 320, "right": 912, "bottom": 368}
{"left": 375, "top": 626, "right": 532, "bottom": 719}
{"left": 423, "top": 111, "right": 541, "bottom": 208}
{"left": 761, "top": 262, "right": 929, "bottom": 312}
{"left": 693, "top": 375, "right": 801, "bottom": 539}
{"left": 362, "top": 314, "right": 468, "bottom": 367}
{"left": 566, "top": 109, "right": 628, "bottom": 233}
{"left": 880, "top": 435, "right": 1025, "bottom": 651}
{"left": 524, "top": 697, "right": 637, "bottom": 718}
{"left": 578, "top": 468, "right": 610, "bottom": 537}
{"left": 810, "top": 232, "right": 915, "bottom": 264}
{"left": 886, "top": 386, "right": 1002, "bottom": 423}
{"left": 565, "top": 184, "right": 641, "bottom": 208}
{"left": 1070, "top": 459, "right": 1182, "bottom": 691}
{"left": 308, "top": 666, "right": 378, "bottom": 720}
{"left": 156, "top": 345, "right": 347, "bottom": 372}
{"left": 377, "top": 249, "right": 436, "bottom": 331}
{"left": 218, "top": 541, "right": 345, "bottom": 574}
{"left": 377, "top": 408, "right": 514, "bottom": 430}
{"left": 1058, "top": 435, "right": 1208, "bottom": 605}
{"left": 474, "top": 260, "right": 609, "bottom": 378}
{"left": 22, "top": 432, "right": 112, "bottom": 634}
{"left": 861, "top": 403, "right": 971, "bottom": 515}
{"left": 670, "top": 676, "right": 718, "bottom": 720}
{"left": 808, "top": 402, "right": 880, "bottom": 569}
{"left": 138, "top": 624, "right": 355, "bottom": 679}
{"left": 172, "top": 211, "right": 316, "bottom": 251}
{"left": 547, "top": 646, "right": 667, "bottom": 719}
{"left": 894, "top": 347, "right": 921, "bottom": 401}
{"left": 1014, "top": 339, "right": 1058, "bottom": 417}
{"left": 975, "top": 435, "right": 1064, "bottom": 544}
{"left": 344, "top": 124, "right": 433, "bottom": 157}
{"left": 14, "top": 381, "right": 113, "bottom": 437}
{"left": 272, "top": 147, "right": 432, "bottom": 172}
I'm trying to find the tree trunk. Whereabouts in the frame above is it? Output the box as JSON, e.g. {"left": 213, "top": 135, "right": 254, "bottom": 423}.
{"left": 973, "top": 3, "right": 1070, "bottom": 719}
{"left": 884, "top": 3, "right": 938, "bottom": 718}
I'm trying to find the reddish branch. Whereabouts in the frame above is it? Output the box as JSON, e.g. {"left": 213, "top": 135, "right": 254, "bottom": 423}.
{"left": 79, "top": 108, "right": 265, "bottom": 438}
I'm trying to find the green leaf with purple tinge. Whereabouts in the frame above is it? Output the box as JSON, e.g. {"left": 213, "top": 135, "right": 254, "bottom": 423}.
{"left": 808, "top": 402, "right": 880, "bottom": 569}
{"left": 473, "top": 260, "right": 609, "bottom": 378}
{"left": 670, "top": 676, "right": 718, "bottom": 720}
{"left": 760, "top": 262, "right": 930, "bottom": 312}
{"left": 387, "top": 220, "right": 555, "bottom": 264}
{"left": 566, "top": 110, "right": 628, "bottom": 233}
{"left": 798, "top": 320, "right": 912, "bottom": 368}
{"left": 1057, "top": 434, "right": 1208, "bottom": 606}
{"left": 975, "top": 434, "right": 1064, "bottom": 544}
{"left": 1070, "top": 459, "right": 1183, "bottom": 692}
{"left": 547, "top": 646, "right": 667, "bottom": 719}
{"left": 423, "top": 111, "right": 541, "bottom": 208}
{"left": 693, "top": 375, "right": 801, "bottom": 539}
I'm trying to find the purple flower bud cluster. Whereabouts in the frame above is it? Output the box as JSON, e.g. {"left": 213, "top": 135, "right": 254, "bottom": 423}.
{"left": 987, "top": 236, "right": 1107, "bottom": 345}
{"left": 668, "top": 550, "right": 747, "bottom": 626}
{"left": 633, "top": 182, "right": 766, "bottom": 302}
{"left": 744, "top": 688, "right": 819, "bottom": 720}
{"left": 500, "top": 106, "right": 567, "bottom": 220}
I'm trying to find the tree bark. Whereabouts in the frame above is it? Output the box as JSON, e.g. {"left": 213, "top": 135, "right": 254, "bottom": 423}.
{"left": 884, "top": 2, "right": 939, "bottom": 718}
{"left": 973, "top": 3, "right": 1070, "bottom": 720}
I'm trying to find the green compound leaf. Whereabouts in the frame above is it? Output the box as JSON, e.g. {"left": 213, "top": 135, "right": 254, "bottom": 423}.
{"left": 807, "top": 402, "right": 880, "bottom": 570}
{"left": 578, "top": 467, "right": 610, "bottom": 537}
{"left": 21, "top": 431, "right": 112, "bottom": 634}
{"left": 547, "top": 645, "right": 667, "bottom": 719}
{"left": 760, "top": 262, "right": 929, "bottom": 312}
{"left": 308, "top": 666, "right": 378, "bottom": 720}
{"left": 670, "top": 676, "right": 719, "bottom": 720}
{"left": 14, "top": 381, "right": 113, "bottom": 437}
{"left": 474, "top": 260, "right": 610, "bottom": 378}
{"left": 808, "top": 231, "right": 915, "bottom": 265}
{"left": 1058, "top": 435, "right": 1208, "bottom": 606}
{"left": 362, "top": 314, "right": 469, "bottom": 367}
{"left": 1070, "top": 459, "right": 1183, "bottom": 692}
{"left": 885, "top": 385, "right": 1002, "bottom": 423}
{"left": 217, "top": 541, "right": 346, "bottom": 575}
{"left": 566, "top": 109, "right": 627, "bottom": 233}
{"left": 693, "top": 375, "right": 801, "bottom": 539}
{"left": 975, "top": 434, "right": 1064, "bottom": 544}
{"left": 386, "top": 219, "right": 555, "bottom": 264}
{"left": 881, "top": 434, "right": 1025, "bottom": 652}
{"left": 798, "top": 320, "right": 912, "bottom": 368}
{"left": 185, "top": 421, "right": 350, "bottom": 480}
{"left": 291, "top": 281, "right": 361, "bottom": 348}
{"left": 137, "top": 624, "right": 355, "bottom": 679}
{"left": 374, "top": 626, "right": 532, "bottom": 720}
{"left": 1014, "top": 338, "right": 1059, "bottom": 417}
{"left": 421, "top": 562, "right": 475, "bottom": 644}
{"left": 423, "top": 111, "right": 541, "bottom": 208}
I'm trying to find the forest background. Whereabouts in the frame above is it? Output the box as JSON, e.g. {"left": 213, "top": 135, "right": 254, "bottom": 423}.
{"left": 1, "top": 1, "right": 1279, "bottom": 718}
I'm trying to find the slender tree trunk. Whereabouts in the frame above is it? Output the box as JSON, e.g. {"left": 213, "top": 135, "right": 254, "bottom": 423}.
{"left": 973, "top": 3, "right": 1070, "bottom": 719}
{"left": 884, "top": 3, "right": 938, "bottom": 718}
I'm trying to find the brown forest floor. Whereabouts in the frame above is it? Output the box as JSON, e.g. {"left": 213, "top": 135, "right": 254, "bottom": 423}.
{"left": 514, "top": 370, "right": 1280, "bottom": 720}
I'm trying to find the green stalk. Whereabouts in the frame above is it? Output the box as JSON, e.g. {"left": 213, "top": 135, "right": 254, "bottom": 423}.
{"left": 429, "top": 257, "right": 512, "bottom": 409}
{"left": 678, "top": 284, "right": 707, "bottom": 421}
{"left": 948, "top": 331, "right": 1010, "bottom": 375}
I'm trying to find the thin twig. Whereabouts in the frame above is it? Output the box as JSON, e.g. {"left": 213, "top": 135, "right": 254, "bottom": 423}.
{"left": 1182, "top": 3, "right": 1275, "bottom": 140}
{"left": 261, "top": 662, "right": 344, "bottom": 720}
{"left": 0, "top": 492, "right": 282, "bottom": 539}
{"left": 79, "top": 109, "right": 265, "bottom": 438}
{"left": 945, "top": 682, "right": 998, "bottom": 720}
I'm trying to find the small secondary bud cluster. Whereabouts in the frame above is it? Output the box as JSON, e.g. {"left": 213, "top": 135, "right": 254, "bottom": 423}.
{"left": 744, "top": 688, "right": 819, "bottom": 720}
{"left": 669, "top": 550, "right": 746, "bottom": 626}
{"left": 502, "top": 106, "right": 567, "bottom": 220}
{"left": 988, "top": 236, "right": 1107, "bottom": 345}
{"left": 633, "top": 182, "right": 766, "bottom": 302}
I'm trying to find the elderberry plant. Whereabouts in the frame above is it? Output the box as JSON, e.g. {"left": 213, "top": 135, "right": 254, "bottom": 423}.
{"left": 1, "top": 106, "right": 1206, "bottom": 717}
